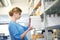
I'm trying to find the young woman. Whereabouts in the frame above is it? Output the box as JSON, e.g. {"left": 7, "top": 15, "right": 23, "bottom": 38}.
{"left": 8, "top": 7, "right": 32, "bottom": 40}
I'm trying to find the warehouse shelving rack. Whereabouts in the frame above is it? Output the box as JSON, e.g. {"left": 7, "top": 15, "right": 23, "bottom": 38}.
{"left": 28, "top": 0, "right": 59, "bottom": 40}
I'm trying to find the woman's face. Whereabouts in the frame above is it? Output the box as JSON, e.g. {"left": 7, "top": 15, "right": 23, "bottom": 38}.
{"left": 14, "top": 12, "right": 21, "bottom": 19}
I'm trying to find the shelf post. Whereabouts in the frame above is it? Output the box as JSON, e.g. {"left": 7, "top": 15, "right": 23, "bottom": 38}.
{"left": 43, "top": 0, "right": 48, "bottom": 40}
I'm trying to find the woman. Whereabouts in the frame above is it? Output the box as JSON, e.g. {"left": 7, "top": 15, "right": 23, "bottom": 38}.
{"left": 8, "top": 7, "right": 32, "bottom": 40}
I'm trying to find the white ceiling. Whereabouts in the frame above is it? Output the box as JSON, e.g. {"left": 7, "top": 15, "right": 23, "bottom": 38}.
{"left": 0, "top": 0, "right": 29, "bottom": 15}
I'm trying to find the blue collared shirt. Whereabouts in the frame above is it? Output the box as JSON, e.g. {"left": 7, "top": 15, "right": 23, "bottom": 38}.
{"left": 9, "top": 21, "right": 28, "bottom": 40}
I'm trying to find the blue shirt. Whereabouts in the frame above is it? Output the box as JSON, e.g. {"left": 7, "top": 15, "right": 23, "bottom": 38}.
{"left": 9, "top": 21, "right": 28, "bottom": 40}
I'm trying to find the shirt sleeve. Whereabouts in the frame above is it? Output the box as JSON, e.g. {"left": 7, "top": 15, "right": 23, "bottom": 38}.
{"left": 9, "top": 24, "right": 21, "bottom": 40}
{"left": 22, "top": 26, "right": 28, "bottom": 31}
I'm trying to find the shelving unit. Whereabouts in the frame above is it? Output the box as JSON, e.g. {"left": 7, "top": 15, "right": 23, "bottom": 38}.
{"left": 29, "top": 0, "right": 43, "bottom": 16}
{"left": 29, "top": 0, "right": 58, "bottom": 16}
{"left": 28, "top": 0, "right": 60, "bottom": 40}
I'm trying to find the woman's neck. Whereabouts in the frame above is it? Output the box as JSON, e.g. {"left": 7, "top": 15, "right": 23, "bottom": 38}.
{"left": 11, "top": 17, "right": 17, "bottom": 22}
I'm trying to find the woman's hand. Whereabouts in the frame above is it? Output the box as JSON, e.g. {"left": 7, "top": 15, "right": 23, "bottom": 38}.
{"left": 28, "top": 26, "right": 33, "bottom": 31}
{"left": 28, "top": 18, "right": 31, "bottom": 28}
{"left": 28, "top": 17, "right": 33, "bottom": 31}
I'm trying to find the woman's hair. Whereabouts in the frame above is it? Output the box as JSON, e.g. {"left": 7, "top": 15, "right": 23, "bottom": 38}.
{"left": 9, "top": 7, "right": 22, "bottom": 16}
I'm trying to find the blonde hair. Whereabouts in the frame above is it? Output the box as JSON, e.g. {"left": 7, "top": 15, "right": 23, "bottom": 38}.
{"left": 9, "top": 7, "right": 22, "bottom": 16}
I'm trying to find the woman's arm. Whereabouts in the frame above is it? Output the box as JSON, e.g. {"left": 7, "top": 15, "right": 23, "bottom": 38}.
{"left": 20, "top": 26, "right": 32, "bottom": 39}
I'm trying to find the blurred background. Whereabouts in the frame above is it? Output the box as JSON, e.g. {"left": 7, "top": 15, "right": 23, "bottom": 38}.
{"left": 0, "top": 0, "right": 60, "bottom": 40}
